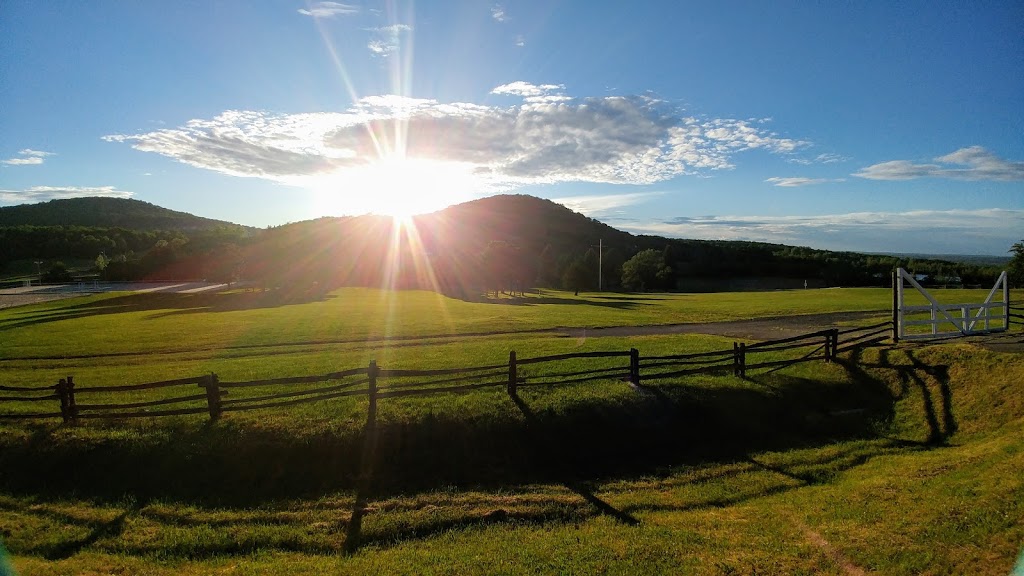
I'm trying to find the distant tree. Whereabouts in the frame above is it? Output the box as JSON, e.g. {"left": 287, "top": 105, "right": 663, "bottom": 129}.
{"left": 205, "top": 243, "right": 243, "bottom": 286}
{"left": 536, "top": 244, "right": 560, "bottom": 288}
{"left": 601, "top": 247, "right": 626, "bottom": 290}
{"left": 1009, "top": 240, "right": 1024, "bottom": 287}
{"left": 480, "top": 241, "right": 531, "bottom": 296}
{"left": 95, "top": 253, "right": 109, "bottom": 272}
{"left": 562, "top": 259, "right": 590, "bottom": 295}
{"left": 621, "top": 249, "right": 672, "bottom": 291}
{"left": 42, "top": 261, "right": 73, "bottom": 283}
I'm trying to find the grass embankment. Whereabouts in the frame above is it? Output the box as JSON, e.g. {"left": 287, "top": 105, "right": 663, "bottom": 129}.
{"left": 1, "top": 288, "right": 1022, "bottom": 574}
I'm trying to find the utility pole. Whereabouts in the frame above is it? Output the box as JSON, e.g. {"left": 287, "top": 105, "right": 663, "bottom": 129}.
{"left": 591, "top": 239, "right": 604, "bottom": 291}
{"left": 34, "top": 261, "right": 43, "bottom": 285}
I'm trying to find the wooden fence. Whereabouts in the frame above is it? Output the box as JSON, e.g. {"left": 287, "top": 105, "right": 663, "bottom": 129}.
{"left": 1009, "top": 303, "right": 1024, "bottom": 327}
{"left": 1, "top": 322, "right": 895, "bottom": 424}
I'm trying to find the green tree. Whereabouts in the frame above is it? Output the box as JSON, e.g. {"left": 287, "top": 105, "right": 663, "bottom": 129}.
{"left": 536, "top": 244, "right": 560, "bottom": 287}
{"left": 562, "top": 259, "right": 590, "bottom": 295}
{"left": 621, "top": 249, "right": 672, "bottom": 291}
{"left": 43, "top": 261, "right": 74, "bottom": 283}
{"left": 1009, "top": 240, "right": 1024, "bottom": 287}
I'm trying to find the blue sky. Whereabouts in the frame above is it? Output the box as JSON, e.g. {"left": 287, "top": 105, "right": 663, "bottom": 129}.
{"left": 1, "top": 1, "right": 1022, "bottom": 255}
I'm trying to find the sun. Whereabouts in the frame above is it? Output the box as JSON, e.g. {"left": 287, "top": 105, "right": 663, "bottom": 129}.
{"left": 308, "top": 155, "right": 487, "bottom": 218}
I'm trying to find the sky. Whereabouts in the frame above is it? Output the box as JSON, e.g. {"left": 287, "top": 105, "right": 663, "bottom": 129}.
{"left": 1, "top": 1, "right": 1022, "bottom": 255}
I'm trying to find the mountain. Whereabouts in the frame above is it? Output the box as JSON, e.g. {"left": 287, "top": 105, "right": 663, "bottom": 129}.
{"left": 0, "top": 197, "right": 250, "bottom": 231}
{"left": 1, "top": 194, "right": 1007, "bottom": 290}
{"left": 243, "top": 194, "right": 1007, "bottom": 294}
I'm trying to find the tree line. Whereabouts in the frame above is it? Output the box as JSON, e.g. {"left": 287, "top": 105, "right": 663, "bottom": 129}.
{"left": 0, "top": 221, "right": 1015, "bottom": 294}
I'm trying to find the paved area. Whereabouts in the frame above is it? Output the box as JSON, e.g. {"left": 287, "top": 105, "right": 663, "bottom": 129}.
{"left": 0, "top": 282, "right": 230, "bottom": 309}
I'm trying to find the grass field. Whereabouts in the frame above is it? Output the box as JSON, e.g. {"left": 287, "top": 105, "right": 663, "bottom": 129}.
{"left": 1, "top": 287, "right": 1022, "bottom": 574}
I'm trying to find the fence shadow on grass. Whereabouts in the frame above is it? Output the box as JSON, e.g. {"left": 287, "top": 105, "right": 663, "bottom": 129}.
{"left": 1, "top": 353, "right": 961, "bottom": 558}
{"left": 834, "top": 347, "right": 956, "bottom": 445}
{"left": 0, "top": 367, "right": 904, "bottom": 507}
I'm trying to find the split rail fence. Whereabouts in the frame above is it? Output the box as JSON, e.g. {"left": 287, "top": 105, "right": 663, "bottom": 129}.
{"left": 1, "top": 322, "right": 895, "bottom": 424}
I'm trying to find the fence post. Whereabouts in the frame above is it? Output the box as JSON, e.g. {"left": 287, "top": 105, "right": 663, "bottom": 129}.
{"left": 824, "top": 332, "right": 832, "bottom": 362}
{"left": 345, "top": 360, "right": 379, "bottom": 553}
{"left": 507, "top": 351, "right": 518, "bottom": 396}
{"left": 56, "top": 378, "right": 70, "bottom": 423}
{"left": 832, "top": 329, "right": 839, "bottom": 359}
{"left": 202, "top": 373, "right": 222, "bottom": 421}
{"left": 740, "top": 343, "right": 746, "bottom": 378}
{"left": 732, "top": 343, "right": 739, "bottom": 376}
{"left": 66, "top": 375, "right": 77, "bottom": 422}
{"left": 892, "top": 269, "right": 900, "bottom": 343}
{"left": 366, "top": 360, "right": 378, "bottom": 427}
{"left": 629, "top": 348, "right": 640, "bottom": 385}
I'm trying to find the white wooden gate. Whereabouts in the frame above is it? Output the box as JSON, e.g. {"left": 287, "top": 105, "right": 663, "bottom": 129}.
{"left": 895, "top": 268, "right": 1009, "bottom": 341}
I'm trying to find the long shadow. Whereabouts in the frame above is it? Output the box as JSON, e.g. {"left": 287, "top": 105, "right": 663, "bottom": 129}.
{"left": 509, "top": 391, "right": 640, "bottom": 526}
{"left": 0, "top": 290, "right": 337, "bottom": 332}
{"left": 38, "top": 501, "right": 139, "bottom": 560}
{"left": 477, "top": 294, "right": 649, "bottom": 309}
{"left": 0, "top": 362, "right": 927, "bottom": 558}
{"left": 834, "top": 347, "right": 955, "bottom": 445}
{"left": 0, "top": 372, "right": 903, "bottom": 507}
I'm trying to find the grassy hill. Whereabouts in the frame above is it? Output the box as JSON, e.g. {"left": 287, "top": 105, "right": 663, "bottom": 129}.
{"left": 0, "top": 197, "right": 250, "bottom": 231}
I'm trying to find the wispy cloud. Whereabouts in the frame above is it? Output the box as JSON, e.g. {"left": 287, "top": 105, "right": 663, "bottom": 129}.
{"left": 765, "top": 177, "right": 844, "bottom": 187}
{"left": 618, "top": 208, "right": 1023, "bottom": 255}
{"left": 367, "top": 23, "right": 411, "bottom": 56}
{"left": 491, "top": 4, "right": 507, "bottom": 22}
{"left": 515, "top": 35, "right": 525, "bottom": 47}
{"left": 787, "top": 152, "right": 850, "bottom": 166}
{"left": 2, "top": 149, "right": 55, "bottom": 166}
{"left": 104, "top": 84, "right": 810, "bottom": 194}
{"left": 854, "top": 146, "right": 1024, "bottom": 181}
{"left": 552, "top": 192, "right": 662, "bottom": 217}
{"left": 298, "top": 2, "right": 358, "bottom": 18}
{"left": 0, "top": 185, "right": 133, "bottom": 204}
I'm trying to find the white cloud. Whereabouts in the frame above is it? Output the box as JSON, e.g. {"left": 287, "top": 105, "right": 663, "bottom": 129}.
{"left": 19, "top": 149, "right": 54, "bottom": 157}
{"left": 104, "top": 87, "right": 810, "bottom": 193}
{"left": 765, "top": 177, "right": 844, "bottom": 187}
{"left": 515, "top": 35, "right": 525, "bottom": 47}
{"left": 2, "top": 149, "right": 55, "bottom": 166}
{"left": 491, "top": 4, "right": 507, "bottom": 22}
{"left": 367, "top": 23, "right": 411, "bottom": 56}
{"left": 1, "top": 157, "right": 43, "bottom": 166}
{"left": 618, "top": 208, "right": 1023, "bottom": 255}
{"left": 298, "top": 2, "right": 358, "bottom": 18}
{"left": 552, "top": 192, "right": 662, "bottom": 217}
{"left": 0, "top": 186, "right": 133, "bottom": 204}
{"left": 854, "top": 146, "right": 1024, "bottom": 181}
{"left": 491, "top": 81, "right": 565, "bottom": 98}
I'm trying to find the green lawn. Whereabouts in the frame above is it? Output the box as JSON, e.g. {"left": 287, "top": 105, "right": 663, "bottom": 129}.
{"left": 1, "top": 287, "right": 1022, "bottom": 575}
{"left": 0, "top": 285, "right": 1009, "bottom": 362}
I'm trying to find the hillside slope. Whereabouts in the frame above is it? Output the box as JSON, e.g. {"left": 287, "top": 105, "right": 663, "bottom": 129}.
{"left": 0, "top": 197, "right": 250, "bottom": 231}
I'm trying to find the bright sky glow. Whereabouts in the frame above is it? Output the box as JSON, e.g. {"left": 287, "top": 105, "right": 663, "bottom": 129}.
{"left": 1, "top": 1, "right": 1021, "bottom": 254}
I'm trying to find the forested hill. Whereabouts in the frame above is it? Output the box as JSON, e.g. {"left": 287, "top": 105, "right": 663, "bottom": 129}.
{"left": 243, "top": 194, "right": 1007, "bottom": 294}
{"left": 0, "top": 194, "right": 1010, "bottom": 290}
{"left": 0, "top": 197, "right": 250, "bottom": 231}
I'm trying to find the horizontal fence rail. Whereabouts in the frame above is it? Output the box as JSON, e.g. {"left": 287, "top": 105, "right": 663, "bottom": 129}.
{"left": 0, "top": 320, "right": 904, "bottom": 423}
